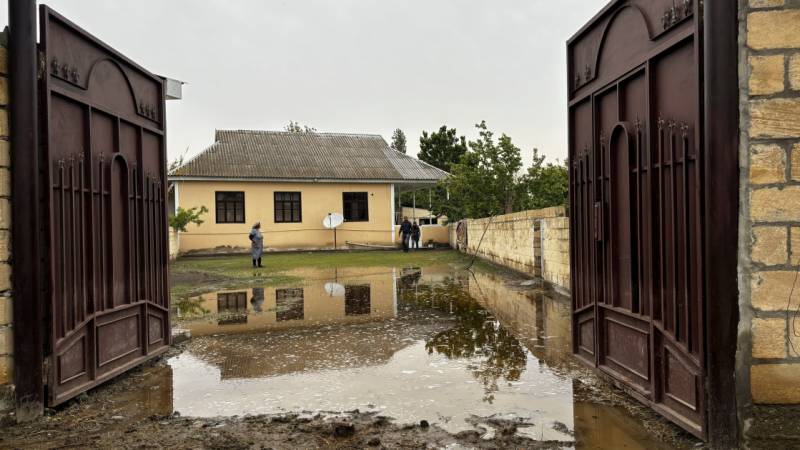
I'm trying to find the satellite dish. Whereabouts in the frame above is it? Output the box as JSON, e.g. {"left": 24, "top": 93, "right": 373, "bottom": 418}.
{"left": 324, "top": 282, "right": 345, "bottom": 297}
{"left": 323, "top": 213, "right": 344, "bottom": 229}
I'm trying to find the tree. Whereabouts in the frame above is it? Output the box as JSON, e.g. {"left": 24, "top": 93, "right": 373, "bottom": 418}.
{"left": 434, "top": 121, "right": 525, "bottom": 221}
{"left": 169, "top": 206, "right": 209, "bottom": 233}
{"left": 167, "top": 146, "right": 190, "bottom": 197}
{"left": 418, "top": 126, "right": 467, "bottom": 173}
{"left": 390, "top": 129, "right": 407, "bottom": 154}
{"left": 284, "top": 121, "right": 317, "bottom": 133}
{"left": 522, "top": 149, "right": 569, "bottom": 210}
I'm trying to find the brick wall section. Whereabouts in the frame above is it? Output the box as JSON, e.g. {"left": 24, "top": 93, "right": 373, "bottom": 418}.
{"left": 0, "top": 40, "right": 12, "bottom": 413}
{"left": 451, "top": 206, "right": 570, "bottom": 292}
{"left": 741, "top": 0, "right": 800, "bottom": 414}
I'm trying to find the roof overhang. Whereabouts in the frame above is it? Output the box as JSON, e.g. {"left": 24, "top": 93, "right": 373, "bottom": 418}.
{"left": 168, "top": 176, "right": 444, "bottom": 188}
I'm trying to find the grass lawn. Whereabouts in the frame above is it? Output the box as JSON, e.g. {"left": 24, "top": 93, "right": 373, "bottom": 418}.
{"left": 170, "top": 249, "right": 483, "bottom": 301}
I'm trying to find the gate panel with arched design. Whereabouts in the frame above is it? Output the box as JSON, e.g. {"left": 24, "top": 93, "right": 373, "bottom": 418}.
{"left": 40, "top": 6, "right": 170, "bottom": 406}
{"left": 568, "top": 0, "right": 708, "bottom": 438}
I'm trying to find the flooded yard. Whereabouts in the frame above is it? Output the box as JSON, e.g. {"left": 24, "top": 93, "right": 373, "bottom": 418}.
{"left": 1, "top": 252, "right": 699, "bottom": 449}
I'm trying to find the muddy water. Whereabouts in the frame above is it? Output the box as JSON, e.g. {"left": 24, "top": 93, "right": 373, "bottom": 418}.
{"left": 165, "top": 264, "right": 678, "bottom": 449}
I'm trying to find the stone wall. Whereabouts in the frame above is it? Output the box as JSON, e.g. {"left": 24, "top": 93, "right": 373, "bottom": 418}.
{"left": 738, "top": 0, "right": 800, "bottom": 445}
{"left": 451, "top": 207, "right": 570, "bottom": 292}
{"left": 0, "top": 41, "right": 13, "bottom": 413}
{"left": 540, "top": 216, "right": 570, "bottom": 293}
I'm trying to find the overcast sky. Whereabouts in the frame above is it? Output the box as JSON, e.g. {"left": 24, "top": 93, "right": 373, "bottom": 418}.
{"left": 2, "top": 0, "right": 608, "bottom": 166}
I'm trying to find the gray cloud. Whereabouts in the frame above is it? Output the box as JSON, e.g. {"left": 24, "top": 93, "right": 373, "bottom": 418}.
{"left": 2, "top": 0, "right": 607, "bottom": 166}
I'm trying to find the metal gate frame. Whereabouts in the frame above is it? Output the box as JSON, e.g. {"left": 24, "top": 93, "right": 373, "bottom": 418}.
{"left": 566, "top": 0, "right": 739, "bottom": 445}
{"left": 10, "top": 1, "right": 171, "bottom": 418}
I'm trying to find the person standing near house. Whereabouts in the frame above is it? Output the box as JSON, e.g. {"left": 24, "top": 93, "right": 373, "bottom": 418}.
{"left": 399, "top": 216, "right": 412, "bottom": 252}
{"left": 411, "top": 220, "right": 421, "bottom": 250}
{"left": 249, "top": 222, "right": 264, "bottom": 268}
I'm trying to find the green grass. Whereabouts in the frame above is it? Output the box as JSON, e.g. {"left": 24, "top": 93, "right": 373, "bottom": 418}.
{"left": 169, "top": 249, "right": 486, "bottom": 301}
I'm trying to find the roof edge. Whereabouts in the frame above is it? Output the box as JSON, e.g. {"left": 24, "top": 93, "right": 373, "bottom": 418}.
{"left": 168, "top": 175, "right": 442, "bottom": 185}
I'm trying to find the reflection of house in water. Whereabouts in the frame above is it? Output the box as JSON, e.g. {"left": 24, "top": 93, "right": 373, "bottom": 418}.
{"left": 399, "top": 267, "right": 422, "bottom": 290}
{"left": 345, "top": 285, "right": 370, "bottom": 315}
{"left": 276, "top": 288, "right": 304, "bottom": 321}
{"left": 217, "top": 292, "right": 248, "bottom": 325}
{"left": 177, "top": 267, "right": 397, "bottom": 336}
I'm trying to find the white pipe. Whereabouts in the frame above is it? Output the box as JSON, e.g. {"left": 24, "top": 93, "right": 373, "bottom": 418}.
{"left": 390, "top": 183, "right": 396, "bottom": 244}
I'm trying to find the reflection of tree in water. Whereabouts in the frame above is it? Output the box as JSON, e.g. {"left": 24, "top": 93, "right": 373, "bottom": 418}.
{"left": 173, "top": 297, "right": 211, "bottom": 318}
{"left": 399, "top": 277, "right": 527, "bottom": 403}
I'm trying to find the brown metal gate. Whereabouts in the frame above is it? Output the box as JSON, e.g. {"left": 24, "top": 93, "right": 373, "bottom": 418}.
{"left": 39, "top": 6, "right": 170, "bottom": 406}
{"left": 568, "top": 0, "right": 709, "bottom": 438}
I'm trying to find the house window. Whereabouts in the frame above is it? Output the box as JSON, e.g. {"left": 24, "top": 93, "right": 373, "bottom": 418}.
{"left": 420, "top": 218, "right": 438, "bottom": 225}
{"left": 274, "top": 192, "right": 302, "bottom": 223}
{"left": 216, "top": 191, "right": 245, "bottom": 223}
{"left": 276, "top": 288, "right": 304, "bottom": 321}
{"left": 217, "top": 291, "right": 248, "bottom": 325}
{"left": 343, "top": 192, "right": 369, "bottom": 222}
{"left": 345, "top": 284, "right": 371, "bottom": 316}
{"left": 217, "top": 291, "right": 248, "bottom": 313}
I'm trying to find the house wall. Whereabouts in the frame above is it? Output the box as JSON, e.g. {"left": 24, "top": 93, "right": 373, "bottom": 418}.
{"left": 175, "top": 180, "right": 396, "bottom": 253}
{"left": 398, "top": 206, "right": 449, "bottom": 246}
{"left": 451, "top": 207, "right": 570, "bottom": 292}
{"left": 737, "top": 0, "right": 800, "bottom": 445}
{"left": 419, "top": 225, "right": 449, "bottom": 246}
{"left": 0, "top": 41, "right": 14, "bottom": 415}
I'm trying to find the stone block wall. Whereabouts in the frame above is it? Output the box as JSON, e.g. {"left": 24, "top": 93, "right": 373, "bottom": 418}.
{"left": 0, "top": 41, "right": 13, "bottom": 413}
{"left": 541, "top": 216, "right": 570, "bottom": 293}
{"left": 452, "top": 206, "right": 570, "bottom": 292}
{"left": 739, "top": 0, "right": 800, "bottom": 444}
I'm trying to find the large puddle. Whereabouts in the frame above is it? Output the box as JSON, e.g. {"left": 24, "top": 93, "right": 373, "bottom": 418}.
{"left": 157, "top": 264, "right": 678, "bottom": 448}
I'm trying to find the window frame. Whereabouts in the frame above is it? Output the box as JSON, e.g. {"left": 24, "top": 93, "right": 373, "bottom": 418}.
{"left": 273, "top": 191, "right": 303, "bottom": 223}
{"left": 215, "top": 191, "right": 246, "bottom": 224}
{"left": 276, "top": 288, "right": 305, "bottom": 321}
{"left": 344, "top": 284, "right": 371, "bottom": 316}
{"left": 342, "top": 192, "right": 369, "bottom": 222}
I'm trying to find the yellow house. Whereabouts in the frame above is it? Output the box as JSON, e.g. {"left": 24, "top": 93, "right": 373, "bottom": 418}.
{"left": 170, "top": 130, "right": 448, "bottom": 253}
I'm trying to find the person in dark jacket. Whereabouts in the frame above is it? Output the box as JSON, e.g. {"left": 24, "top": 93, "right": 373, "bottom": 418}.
{"left": 398, "top": 217, "right": 412, "bottom": 252}
{"left": 411, "top": 220, "right": 421, "bottom": 250}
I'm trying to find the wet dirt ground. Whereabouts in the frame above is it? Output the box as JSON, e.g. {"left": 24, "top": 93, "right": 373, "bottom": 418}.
{"left": 1, "top": 258, "right": 702, "bottom": 449}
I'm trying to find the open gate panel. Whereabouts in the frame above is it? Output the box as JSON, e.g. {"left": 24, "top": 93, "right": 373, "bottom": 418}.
{"left": 567, "top": 0, "right": 706, "bottom": 438}
{"left": 39, "top": 6, "right": 170, "bottom": 406}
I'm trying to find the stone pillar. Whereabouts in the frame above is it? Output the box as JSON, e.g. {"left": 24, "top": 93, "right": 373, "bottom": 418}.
{"left": 739, "top": 0, "right": 800, "bottom": 445}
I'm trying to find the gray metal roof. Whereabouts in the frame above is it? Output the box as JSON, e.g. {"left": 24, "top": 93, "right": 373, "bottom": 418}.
{"left": 171, "top": 130, "right": 448, "bottom": 183}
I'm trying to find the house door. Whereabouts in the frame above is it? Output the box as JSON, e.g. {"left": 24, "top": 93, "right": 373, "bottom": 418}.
{"left": 39, "top": 6, "right": 170, "bottom": 406}
{"left": 568, "top": 0, "right": 707, "bottom": 438}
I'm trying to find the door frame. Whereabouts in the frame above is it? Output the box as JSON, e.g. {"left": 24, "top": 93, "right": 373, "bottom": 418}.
{"left": 701, "top": 1, "right": 739, "bottom": 446}
{"left": 9, "top": 0, "right": 45, "bottom": 421}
